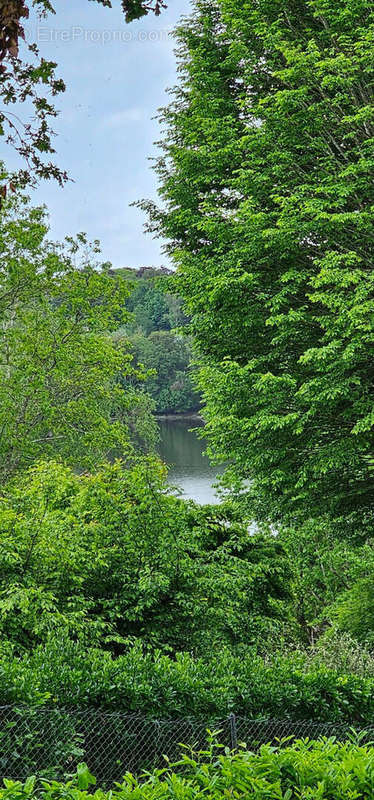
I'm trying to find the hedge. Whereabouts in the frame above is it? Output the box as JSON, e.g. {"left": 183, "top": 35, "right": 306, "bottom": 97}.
{"left": 1, "top": 637, "right": 374, "bottom": 723}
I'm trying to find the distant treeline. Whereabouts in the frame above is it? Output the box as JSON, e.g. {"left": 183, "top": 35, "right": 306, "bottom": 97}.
{"left": 114, "top": 267, "right": 201, "bottom": 415}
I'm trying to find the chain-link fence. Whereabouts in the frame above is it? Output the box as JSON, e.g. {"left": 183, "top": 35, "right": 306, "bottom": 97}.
{"left": 0, "top": 705, "right": 373, "bottom": 785}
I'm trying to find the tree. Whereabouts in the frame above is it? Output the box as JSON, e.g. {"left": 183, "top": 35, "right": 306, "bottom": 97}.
{"left": 112, "top": 267, "right": 200, "bottom": 414}
{"left": 126, "top": 277, "right": 172, "bottom": 335}
{"left": 145, "top": 0, "right": 374, "bottom": 530}
{"left": 280, "top": 518, "right": 374, "bottom": 644}
{"left": 125, "top": 329, "right": 200, "bottom": 413}
{"left": 0, "top": 192, "right": 157, "bottom": 481}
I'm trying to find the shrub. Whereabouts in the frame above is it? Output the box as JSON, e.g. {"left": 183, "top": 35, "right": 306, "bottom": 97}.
{"left": 310, "top": 632, "right": 374, "bottom": 678}
{"left": 3, "top": 740, "right": 374, "bottom": 800}
{"left": 0, "top": 707, "right": 84, "bottom": 780}
{"left": 1, "top": 638, "right": 374, "bottom": 724}
{"left": 0, "top": 461, "right": 292, "bottom": 656}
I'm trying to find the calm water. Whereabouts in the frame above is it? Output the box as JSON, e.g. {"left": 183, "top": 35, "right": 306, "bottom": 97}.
{"left": 157, "top": 418, "right": 222, "bottom": 505}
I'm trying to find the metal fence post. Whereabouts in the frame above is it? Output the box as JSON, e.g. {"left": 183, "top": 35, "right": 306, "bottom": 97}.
{"left": 229, "top": 713, "right": 237, "bottom": 750}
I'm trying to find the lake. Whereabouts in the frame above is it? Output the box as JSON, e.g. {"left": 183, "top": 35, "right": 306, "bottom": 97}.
{"left": 157, "top": 417, "right": 222, "bottom": 505}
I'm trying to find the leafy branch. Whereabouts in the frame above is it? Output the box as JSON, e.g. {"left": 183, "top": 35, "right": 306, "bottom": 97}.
{"left": 0, "top": 0, "right": 168, "bottom": 185}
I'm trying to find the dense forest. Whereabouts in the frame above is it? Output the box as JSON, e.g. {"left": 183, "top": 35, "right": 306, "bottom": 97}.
{"left": 118, "top": 266, "right": 201, "bottom": 415}
{"left": 1, "top": 0, "right": 374, "bottom": 795}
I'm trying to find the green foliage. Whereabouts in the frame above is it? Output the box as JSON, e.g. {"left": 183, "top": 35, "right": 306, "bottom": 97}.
{"left": 2, "top": 636, "right": 374, "bottom": 723}
{"left": 310, "top": 632, "right": 374, "bottom": 679}
{"left": 3, "top": 0, "right": 374, "bottom": 764}
{"left": 121, "top": 1, "right": 167, "bottom": 23}
{"left": 279, "top": 519, "right": 374, "bottom": 642}
{"left": 275, "top": 517, "right": 374, "bottom": 650}
{"left": 332, "top": 577, "right": 374, "bottom": 645}
{"left": 124, "top": 270, "right": 175, "bottom": 336}
{"left": 4, "top": 738, "right": 374, "bottom": 799}
{"left": 115, "top": 267, "right": 200, "bottom": 414}
{"left": 0, "top": 458, "right": 292, "bottom": 655}
{"left": 145, "top": 0, "right": 374, "bottom": 529}
{"left": 125, "top": 330, "right": 200, "bottom": 414}
{"left": 0, "top": 707, "right": 84, "bottom": 780}
{"left": 0, "top": 195, "right": 157, "bottom": 481}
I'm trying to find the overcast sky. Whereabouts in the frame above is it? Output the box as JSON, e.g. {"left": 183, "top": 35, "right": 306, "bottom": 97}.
{"left": 13, "top": 0, "right": 191, "bottom": 268}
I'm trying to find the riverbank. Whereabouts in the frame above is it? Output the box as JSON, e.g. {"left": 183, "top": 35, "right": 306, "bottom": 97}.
{"left": 155, "top": 413, "right": 203, "bottom": 422}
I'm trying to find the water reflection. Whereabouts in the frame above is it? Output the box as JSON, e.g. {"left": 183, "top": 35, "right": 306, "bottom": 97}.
{"left": 157, "top": 417, "right": 222, "bottom": 505}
